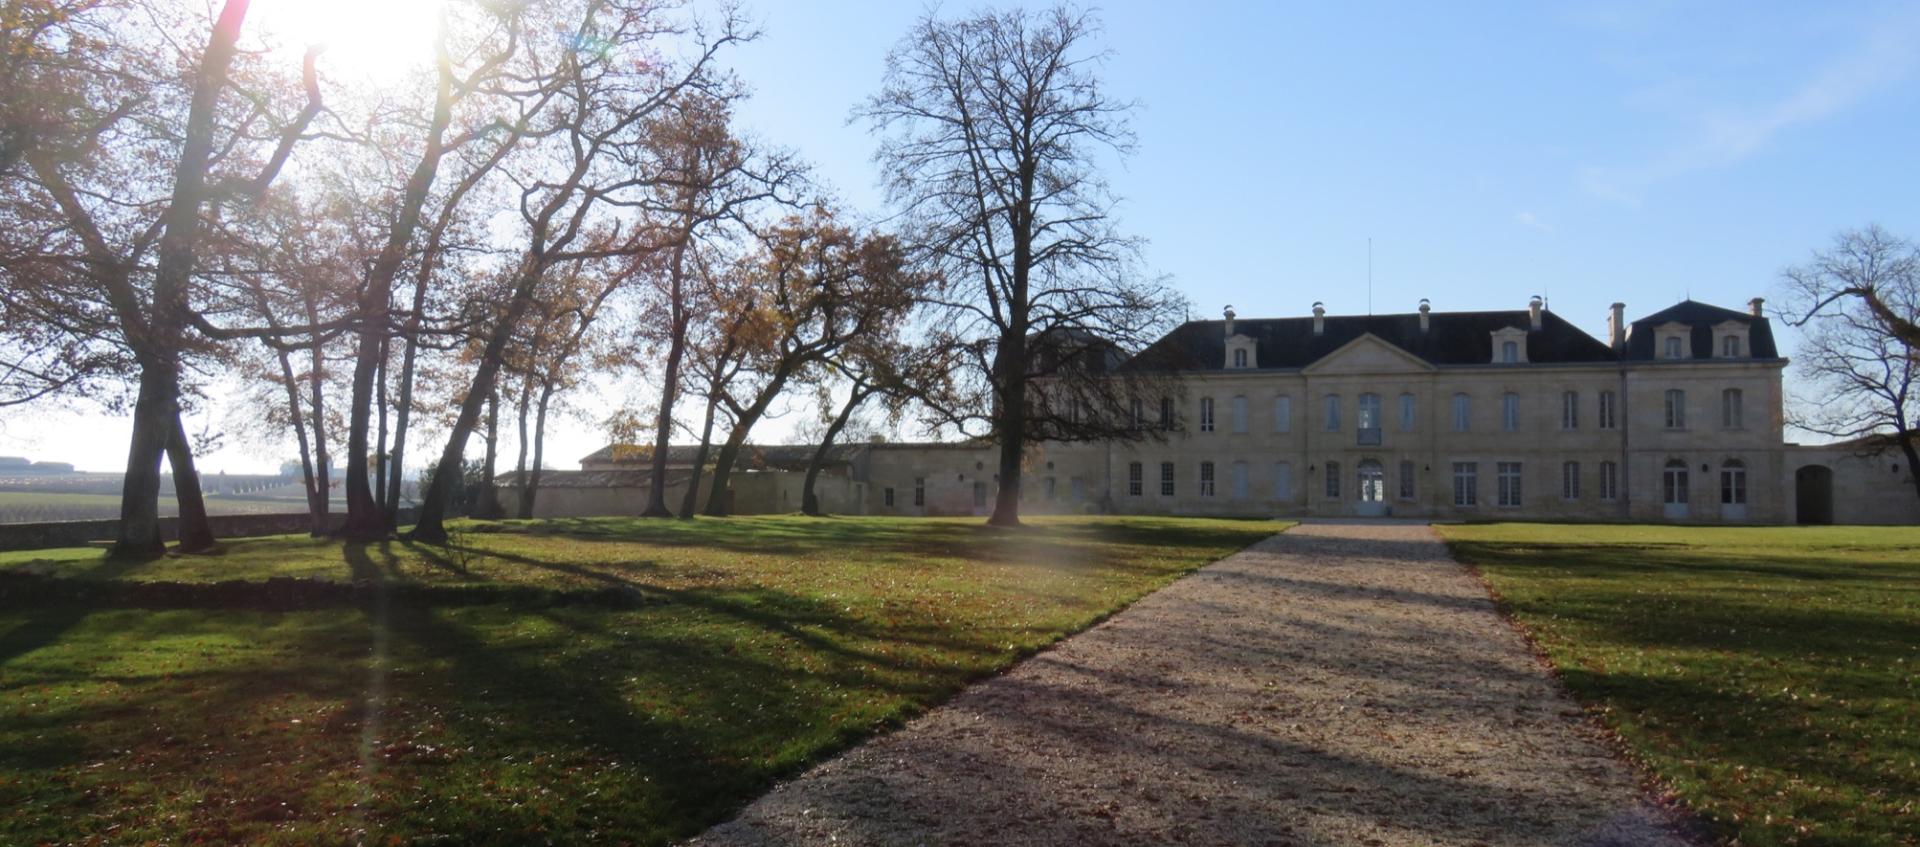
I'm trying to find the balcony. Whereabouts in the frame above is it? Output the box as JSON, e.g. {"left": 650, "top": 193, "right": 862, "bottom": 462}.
{"left": 1356, "top": 427, "right": 1382, "bottom": 446}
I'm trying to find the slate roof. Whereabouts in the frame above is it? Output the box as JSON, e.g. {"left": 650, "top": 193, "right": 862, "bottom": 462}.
{"left": 1120, "top": 309, "right": 1617, "bottom": 373}
{"left": 1624, "top": 299, "right": 1780, "bottom": 360}
{"left": 578, "top": 443, "right": 864, "bottom": 469}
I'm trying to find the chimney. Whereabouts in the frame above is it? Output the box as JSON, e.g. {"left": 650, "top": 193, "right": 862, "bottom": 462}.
{"left": 1748, "top": 297, "right": 1765, "bottom": 318}
{"left": 1607, "top": 302, "right": 1626, "bottom": 350}
{"left": 1528, "top": 295, "right": 1544, "bottom": 331}
{"left": 1311, "top": 301, "right": 1325, "bottom": 335}
{"left": 1418, "top": 298, "right": 1431, "bottom": 332}
{"left": 1223, "top": 305, "right": 1236, "bottom": 336}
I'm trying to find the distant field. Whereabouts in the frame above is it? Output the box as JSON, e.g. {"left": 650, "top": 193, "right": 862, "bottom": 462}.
{"left": 0, "top": 490, "right": 318, "bottom": 524}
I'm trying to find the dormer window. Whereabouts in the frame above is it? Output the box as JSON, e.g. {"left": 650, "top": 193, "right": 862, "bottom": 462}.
{"left": 1501, "top": 341, "right": 1518, "bottom": 363}
{"left": 1712, "top": 320, "right": 1750, "bottom": 360}
{"left": 1233, "top": 348, "right": 1247, "bottom": 368}
{"left": 1664, "top": 337, "right": 1684, "bottom": 359}
{"left": 1489, "top": 327, "right": 1529, "bottom": 364}
{"left": 1722, "top": 336, "right": 1740, "bottom": 357}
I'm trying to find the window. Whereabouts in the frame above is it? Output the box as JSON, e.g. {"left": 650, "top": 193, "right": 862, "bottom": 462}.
{"left": 1452, "top": 462, "right": 1478, "bottom": 506}
{"left": 1324, "top": 395, "right": 1341, "bottom": 431}
{"left": 1664, "top": 389, "right": 1686, "bottom": 429}
{"left": 973, "top": 481, "right": 988, "bottom": 507}
{"left": 1662, "top": 460, "right": 1689, "bottom": 504}
{"left": 1159, "top": 397, "right": 1175, "bottom": 430}
{"left": 884, "top": 487, "right": 895, "bottom": 507}
{"left": 1231, "top": 461, "right": 1249, "bottom": 500}
{"left": 1127, "top": 462, "right": 1143, "bottom": 496}
{"left": 1398, "top": 460, "right": 1416, "bottom": 500}
{"left": 1070, "top": 477, "right": 1084, "bottom": 501}
{"left": 1722, "top": 388, "right": 1743, "bottom": 429}
{"left": 1130, "top": 398, "right": 1145, "bottom": 430}
{"left": 913, "top": 477, "right": 926, "bottom": 506}
{"left": 1722, "top": 335, "right": 1741, "bottom": 357}
{"left": 1199, "top": 461, "right": 1216, "bottom": 497}
{"left": 1720, "top": 460, "right": 1747, "bottom": 505}
{"left": 1599, "top": 461, "right": 1618, "bottom": 501}
{"left": 1160, "top": 462, "right": 1175, "bottom": 496}
{"left": 1199, "top": 397, "right": 1215, "bottom": 432}
{"left": 1273, "top": 462, "right": 1293, "bottom": 499}
{"left": 1497, "top": 462, "right": 1523, "bottom": 507}
{"left": 1044, "top": 477, "right": 1057, "bottom": 500}
{"left": 1232, "top": 348, "right": 1248, "bottom": 368}
{"left": 1501, "top": 340, "right": 1519, "bottom": 363}
{"left": 1357, "top": 393, "right": 1381, "bottom": 429}
{"left": 1502, "top": 392, "right": 1521, "bottom": 432}
{"left": 1560, "top": 391, "right": 1579, "bottom": 430}
{"left": 1324, "top": 461, "right": 1341, "bottom": 498}
{"left": 1273, "top": 395, "right": 1292, "bottom": 433}
{"left": 1231, "top": 396, "right": 1249, "bottom": 433}
{"left": 1561, "top": 461, "right": 1580, "bottom": 500}
{"left": 1452, "top": 393, "right": 1471, "bottom": 432}
{"left": 1598, "top": 391, "right": 1617, "bottom": 429}
{"left": 1665, "top": 336, "right": 1685, "bottom": 359}
{"left": 1399, "top": 393, "right": 1416, "bottom": 432}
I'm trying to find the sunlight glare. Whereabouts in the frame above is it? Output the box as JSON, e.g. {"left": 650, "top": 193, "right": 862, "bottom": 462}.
{"left": 251, "top": 0, "right": 444, "bottom": 83}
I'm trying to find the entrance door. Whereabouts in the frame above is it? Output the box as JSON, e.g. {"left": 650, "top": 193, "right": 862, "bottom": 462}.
{"left": 1662, "top": 460, "right": 1690, "bottom": 521}
{"left": 1356, "top": 460, "right": 1387, "bottom": 516}
{"left": 1795, "top": 465, "right": 1833, "bottom": 524}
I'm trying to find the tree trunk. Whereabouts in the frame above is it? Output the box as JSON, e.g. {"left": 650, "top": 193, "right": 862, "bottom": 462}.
{"left": 801, "top": 387, "right": 864, "bottom": 516}
{"left": 473, "top": 388, "right": 501, "bottom": 519}
{"left": 374, "top": 332, "right": 390, "bottom": 518}
{"left": 679, "top": 392, "right": 721, "bottom": 520}
{"left": 1898, "top": 425, "right": 1920, "bottom": 502}
{"left": 306, "top": 328, "right": 331, "bottom": 525}
{"left": 523, "top": 381, "right": 553, "bottom": 519}
{"left": 988, "top": 330, "right": 1028, "bottom": 527}
{"left": 111, "top": 364, "right": 171, "bottom": 557}
{"left": 385, "top": 277, "right": 430, "bottom": 524}
{"left": 273, "top": 346, "right": 324, "bottom": 533}
{"left": 513, "top": 378, "right": 531, "bottom": 518}
{"left": 411, "top": 262, "right": 546, "bottom": 543}
{"left": 641, "top": 244, "right": 691, "bottom": 517}
{"left": 166, "top": 409, "right": 215, "bottom": 552}
{"left": 703, "top": 370, "right": 793, "bottom": 517}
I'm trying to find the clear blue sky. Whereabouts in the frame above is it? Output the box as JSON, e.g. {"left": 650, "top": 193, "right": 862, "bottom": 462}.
{"left": 5, "top": 0, "right": 1916, "bottom": 472}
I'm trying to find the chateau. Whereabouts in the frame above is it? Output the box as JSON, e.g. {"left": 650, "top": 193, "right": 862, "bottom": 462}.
{"left": 526, "top": 297, "right": 1916, "bottom": 525}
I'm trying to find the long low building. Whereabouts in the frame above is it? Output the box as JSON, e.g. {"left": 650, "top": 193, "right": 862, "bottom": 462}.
{"left": 531, "top": 297, "right": 1915, "bottom": 524}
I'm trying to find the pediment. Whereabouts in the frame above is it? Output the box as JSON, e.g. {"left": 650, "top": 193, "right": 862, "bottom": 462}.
{"left": 1300, "top": 333, "right": 1436, "bottom": 375}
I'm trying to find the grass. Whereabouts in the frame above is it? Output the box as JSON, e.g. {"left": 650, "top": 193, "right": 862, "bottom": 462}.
{"left": 0, "top": 514, "right": 1285, "bottom": 845}
{"left": 1439, "top": 523, "right": 1920, "bottom": 847}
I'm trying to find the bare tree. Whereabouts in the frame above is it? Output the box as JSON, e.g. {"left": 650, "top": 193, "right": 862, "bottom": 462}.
{"left": 1779, "top": 226, "right": 1920, "bottom": 501}
{"left": 857, "top": 4, "right": 1180, "bottom": 527}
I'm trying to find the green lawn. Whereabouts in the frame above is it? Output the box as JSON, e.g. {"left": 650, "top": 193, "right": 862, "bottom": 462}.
{"left": 0, "top": 515, "right": 1284, "bottom": 845}
{"left": 1439, "top": 523, "right": 1920, "bottom": 847}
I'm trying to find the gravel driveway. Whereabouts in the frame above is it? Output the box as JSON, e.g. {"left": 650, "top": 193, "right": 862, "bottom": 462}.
{"left": 693, "top": 521, "right": 1692, "bottom": 846}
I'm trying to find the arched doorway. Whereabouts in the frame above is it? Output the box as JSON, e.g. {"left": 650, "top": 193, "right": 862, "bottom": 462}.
{"left": 1795, "top": 465, "right": 1833, "bottom": 525}
{"left": 1356, "top": 460, "right": 1386, "bottom": 516}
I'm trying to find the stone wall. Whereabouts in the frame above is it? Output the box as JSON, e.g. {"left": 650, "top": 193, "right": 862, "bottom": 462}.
{"left": 0, "top": 509, "right": 419, "bottom": 552}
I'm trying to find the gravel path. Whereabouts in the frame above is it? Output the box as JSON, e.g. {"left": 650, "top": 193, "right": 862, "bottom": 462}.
{"left": 693, "top": 521, "right": 1692, "bottom": 846}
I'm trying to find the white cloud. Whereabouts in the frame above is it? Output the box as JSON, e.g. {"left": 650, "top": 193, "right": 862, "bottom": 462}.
{"left": 1581, "top": 11, "right": 1920, "bottom": 204}
{"left": 1515, "top": 211, "right": 1553, "bottom": 233}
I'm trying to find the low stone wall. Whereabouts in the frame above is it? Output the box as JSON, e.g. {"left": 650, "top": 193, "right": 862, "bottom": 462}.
{"left": 0, "top": 509, "right": 420, "bottom": 552}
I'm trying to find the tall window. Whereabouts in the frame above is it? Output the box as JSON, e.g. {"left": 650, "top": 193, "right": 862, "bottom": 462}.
{"left": 1722, "top": 335, "right": 1741, "bottom": 357}
{"left": 1232, "top": 348, "right": 1248, "bottom": 368}
{"left": 1560, "top": 391, "right": 1579, "bottom": 430}
{"left": 1127, "top": 462, "right": 1143, "bottom": 496}
{"left": 1044, "top": 477, "right": 1057, "bottom": 500}
{"left": 1273, "top": 462, "right": 1293, "bottom": 499}
{"left": 1159, "top": 397, "right": 1175, "bottom": 430}
{"left": 1324, "top": 461, "right": 1341, "bottom": 498}
{"left": 1664, "top": 336, "right": 1685, "bottom": 359}
{"left": 1231, "top": 461, "right": 1249, "bottom": 500}
{"left": 1720, "top": 460, "right": 1747, "bottom": 505}
{"left": 1663, "top": 460, "right": 1689, "bottom": 504}
{"left": 1722, "top": 388, "right": 1743, "bottom": 429}
{"left": 1357, "top": 392, "right": 1381, "bottom": 430}
{"left": 1561, "top": 461, "right": 1580, "bottom": 500}
{"left": 1160, "top": 461, "right": 1175, "bottom": 496}
{"left": 1598, "top": 391, "right": 1617, "bottom": 429}
{"left": 1130, "top": 398, "right": 1145, "bottom": 430}
{"left": 884, "top": 487, "right": 895, "bottom": 507}
{"left": 1599, "top": 461, "right": 1618, "bottom": 501}
{"left": 1199, "top": 397, "right": 1215, "bottom": 432}
{"left": 1497, "top": 462, "right": 1523, "bottom": 507}
{"left": 1501, "top": 340, "right": 1519, "bottom": 363}
{"left": 1199, "top": 461, "right": 1216, "bottom": 496}
{"left": 1231, "top": 395, "right": 1249, "bottom": 433}
{"left": 1324, "top": 395, "right": 1341, "bottom": 431}
{"left": 1273, "top": 395, "right": 1292, "bottom": 433}
{"left": 914, "top": 477, "right": 926, "bottom": 506}
{"left": 1665, "top": 389, "right": 1686, "bottom": 429}
{"left": 1399, "top": 393, "right": 1416, "bottom": 431}
{"left": 1452, "top": 462, "right": 1478, "bottom": 506}
{"left": 1452, "top": 393, "right": 1471, "bottom": 431}
{"left": 1502, "top": 392, "right": 1521, "bottom": 431}
{"left": 1398, "top": 460, "right": 1416, "bottom": 500}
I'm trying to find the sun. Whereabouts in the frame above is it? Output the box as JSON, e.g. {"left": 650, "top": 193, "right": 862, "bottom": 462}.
{"left": 250, "top": 0, "right": 444, "bottom": 84}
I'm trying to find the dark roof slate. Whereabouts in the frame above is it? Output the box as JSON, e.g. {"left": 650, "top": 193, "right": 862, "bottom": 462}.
{"left": 1625, "top": 299, "right": 1779, "bottom": 360}
{"left": 1121, "top": 309, "right": 1616, "bottom": 373}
